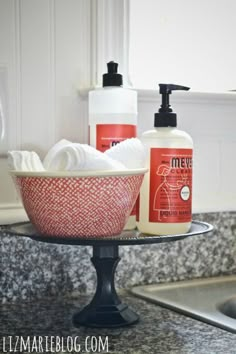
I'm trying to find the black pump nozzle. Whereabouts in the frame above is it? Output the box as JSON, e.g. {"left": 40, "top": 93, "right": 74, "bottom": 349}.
{"left": 103, "top": 61, "right": 123, "bottom": 87}
{"left": 107, "top": 61, "right": 118, "bottom": 74}
{"left": 155, "top": 84, "right": 190, "bottom": 127}
{"left": 159, "top": 84, "right": 190, "bottom": 95}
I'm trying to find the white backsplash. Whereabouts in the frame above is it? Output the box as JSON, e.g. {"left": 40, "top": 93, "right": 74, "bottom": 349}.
{"left": 0, "top": 0, "right": 236, "bottom": 223}
{"left": 138, "top": 90, "right": 236, "bottom": 213}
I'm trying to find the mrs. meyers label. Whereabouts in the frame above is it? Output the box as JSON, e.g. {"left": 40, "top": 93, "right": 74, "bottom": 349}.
{"left": 96, "top": 124, "right": 136, "bottom": 152}
{"left": 149, "top": 148, "right": 192, "bottom": 223}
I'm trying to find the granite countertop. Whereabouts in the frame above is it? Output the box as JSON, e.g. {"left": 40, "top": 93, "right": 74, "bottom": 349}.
{"left": 0, "top": 291, "right": 235, "bottom": 354}
{"left": 1, "top": 212, "right": 236, "bottom": 304}
{"left": 1, "top": 212, "right": 236, "bottom": 353}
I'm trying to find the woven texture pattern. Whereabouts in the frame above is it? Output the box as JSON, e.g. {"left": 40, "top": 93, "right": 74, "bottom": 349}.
{"left": 15, "top": 175, "right": 144, "bottom": 237}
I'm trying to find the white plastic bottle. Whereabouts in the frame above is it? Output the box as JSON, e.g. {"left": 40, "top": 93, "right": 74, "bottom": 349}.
{"left": 136, "top": 84, "right": 193, "bottom": 235}
{"left": 89, "top": 61, "right": 137, "bottom": 229}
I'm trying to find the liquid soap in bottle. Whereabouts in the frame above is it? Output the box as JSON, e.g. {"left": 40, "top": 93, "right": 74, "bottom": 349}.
{"left": 136, "top": 84, "right": 193, "bottom": 235}
{"left": 89, "top": 61, "right": 137, "bottom": 230}
{"left": 89, "top": 61, "right": 137, "bottom": 151}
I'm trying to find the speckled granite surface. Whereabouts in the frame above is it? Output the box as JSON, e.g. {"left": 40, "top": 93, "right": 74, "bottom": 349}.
{"left": 1, "top": 212, "right": 236, "bottom": 353}
{"left": 0, "top": 292, "right": 235, "bottom": 354}
{"left": 0, "top": 212, "right": 236, "bottom": 304}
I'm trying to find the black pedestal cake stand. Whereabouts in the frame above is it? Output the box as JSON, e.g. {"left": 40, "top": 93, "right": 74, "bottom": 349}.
{"left": 5, "top": 221, "right": 213, "bottom": 328}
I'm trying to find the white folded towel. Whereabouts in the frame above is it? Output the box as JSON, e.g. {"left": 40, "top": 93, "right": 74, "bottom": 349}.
{"left": 8, "top": 138, "right": 145, "bottom": 172}
{"left": 105, "top": 138, "right": 147, "bottom": 169}
{"left": 44, "top": 143, "right": 126, "bottom": 171}
{"left": 8, "top": 151, "right": 45, "bottom": 171}
{"left": 43, "top": 139, "right": 71, "bottom": 170}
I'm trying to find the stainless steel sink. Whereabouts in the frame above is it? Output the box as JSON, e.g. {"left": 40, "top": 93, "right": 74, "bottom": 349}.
{"left": 131, "top": 275, "right": 236, "bottom": 333}
{"left": 218, "top": 296, "right": 236, "bottom": 320}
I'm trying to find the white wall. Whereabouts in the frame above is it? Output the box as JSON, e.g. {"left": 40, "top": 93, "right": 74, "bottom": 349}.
{"left": 0, "top": 0, "right": 91, "bottom": 223}
{"left": 129, "top": 0, "right": 236, "bottom": 92}
{"left": 0, "top": 0, "right": 236, "bottom": 223}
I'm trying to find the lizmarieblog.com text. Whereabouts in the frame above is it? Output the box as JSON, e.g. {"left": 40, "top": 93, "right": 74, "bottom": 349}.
{"left": 1, "top": 335, "right": 109, "bottom": 353}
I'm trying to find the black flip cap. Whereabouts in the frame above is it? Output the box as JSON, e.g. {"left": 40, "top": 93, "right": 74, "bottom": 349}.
{"left": 103, "top": 61, "right": 123, "bottom": 87}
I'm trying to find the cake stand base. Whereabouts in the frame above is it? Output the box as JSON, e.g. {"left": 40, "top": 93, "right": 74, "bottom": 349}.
{"left": 5, "top": 220, "right": 213, "bottom": 328}
{"left": 73, "top": 245, "right": 139, "bottom": 328}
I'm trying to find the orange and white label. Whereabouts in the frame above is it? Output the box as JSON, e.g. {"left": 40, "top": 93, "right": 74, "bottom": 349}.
{"left": 149, "top": 148, "right": 192, "bottom": 223}
{"left": 96, "top": 124, "right": 137, "bottom": 153}
{"left": 96, "top": 123, "right": 137, "bottom": 216}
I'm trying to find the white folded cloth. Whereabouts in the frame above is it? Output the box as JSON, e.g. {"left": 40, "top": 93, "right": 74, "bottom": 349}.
{"left": 105, "top": 138, "right": 147, "bottom": 169}
{"left": 44, "top": 143, "right": 126, "bottom": 171}
{"left": 8, "top": 138, "right": 146, "bottom": 172}
{"left": 43, "top": 139, "right": 71, "bottom": 170}
{"left": 8, "top": 151, "right": 45, "bottom": 171}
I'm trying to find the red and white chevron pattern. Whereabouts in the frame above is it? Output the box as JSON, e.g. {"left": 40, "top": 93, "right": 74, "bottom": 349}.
{"left": 15, "top": 175, "right": 144, "bottom": 237}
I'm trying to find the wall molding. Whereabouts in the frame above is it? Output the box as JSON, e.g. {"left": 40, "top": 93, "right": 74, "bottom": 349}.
{"left": 90, "top": 0, "right": 131, "bottom": 87}
{"left": 79, "top": 87, "right": 236, "bottom": 104}
{"left": 0, "top": 203, "right": 28, "bottom": 225}
{"left": 14, "top": 0, "right": 22, "bottom": 150}
{"left": 48, "top": 0, "right": 56, "bottom": 144}
{"left": 138, "top": 89, "right": 236, "bottom": 105}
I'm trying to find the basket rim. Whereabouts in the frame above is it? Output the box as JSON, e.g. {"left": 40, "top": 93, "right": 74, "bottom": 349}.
{"left": 9, "top": 168, "right": 148, "bottom": 178}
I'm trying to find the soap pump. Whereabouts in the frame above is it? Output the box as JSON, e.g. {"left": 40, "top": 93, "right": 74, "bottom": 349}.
{"left": 88, "top": 61, "right": 137, "bottom": 152}
{"left": 136, "top": 83, "right": 193, "bottom": 235}
{"left": 155, "top": 84, "right": 189, "bottom": 127}
{"left": 88, "top": 61, "right": 137, "bottom": 230}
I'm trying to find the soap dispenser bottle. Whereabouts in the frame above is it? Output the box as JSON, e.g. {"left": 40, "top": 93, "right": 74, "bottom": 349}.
{"left": 136, "top": 84, "right": 193, "bottom": 235}
{"left": 89, "top": 61, "right": 137, "bottom": 152}
{"left": 89, "top": 61, "right": 137, "bottom": 230}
